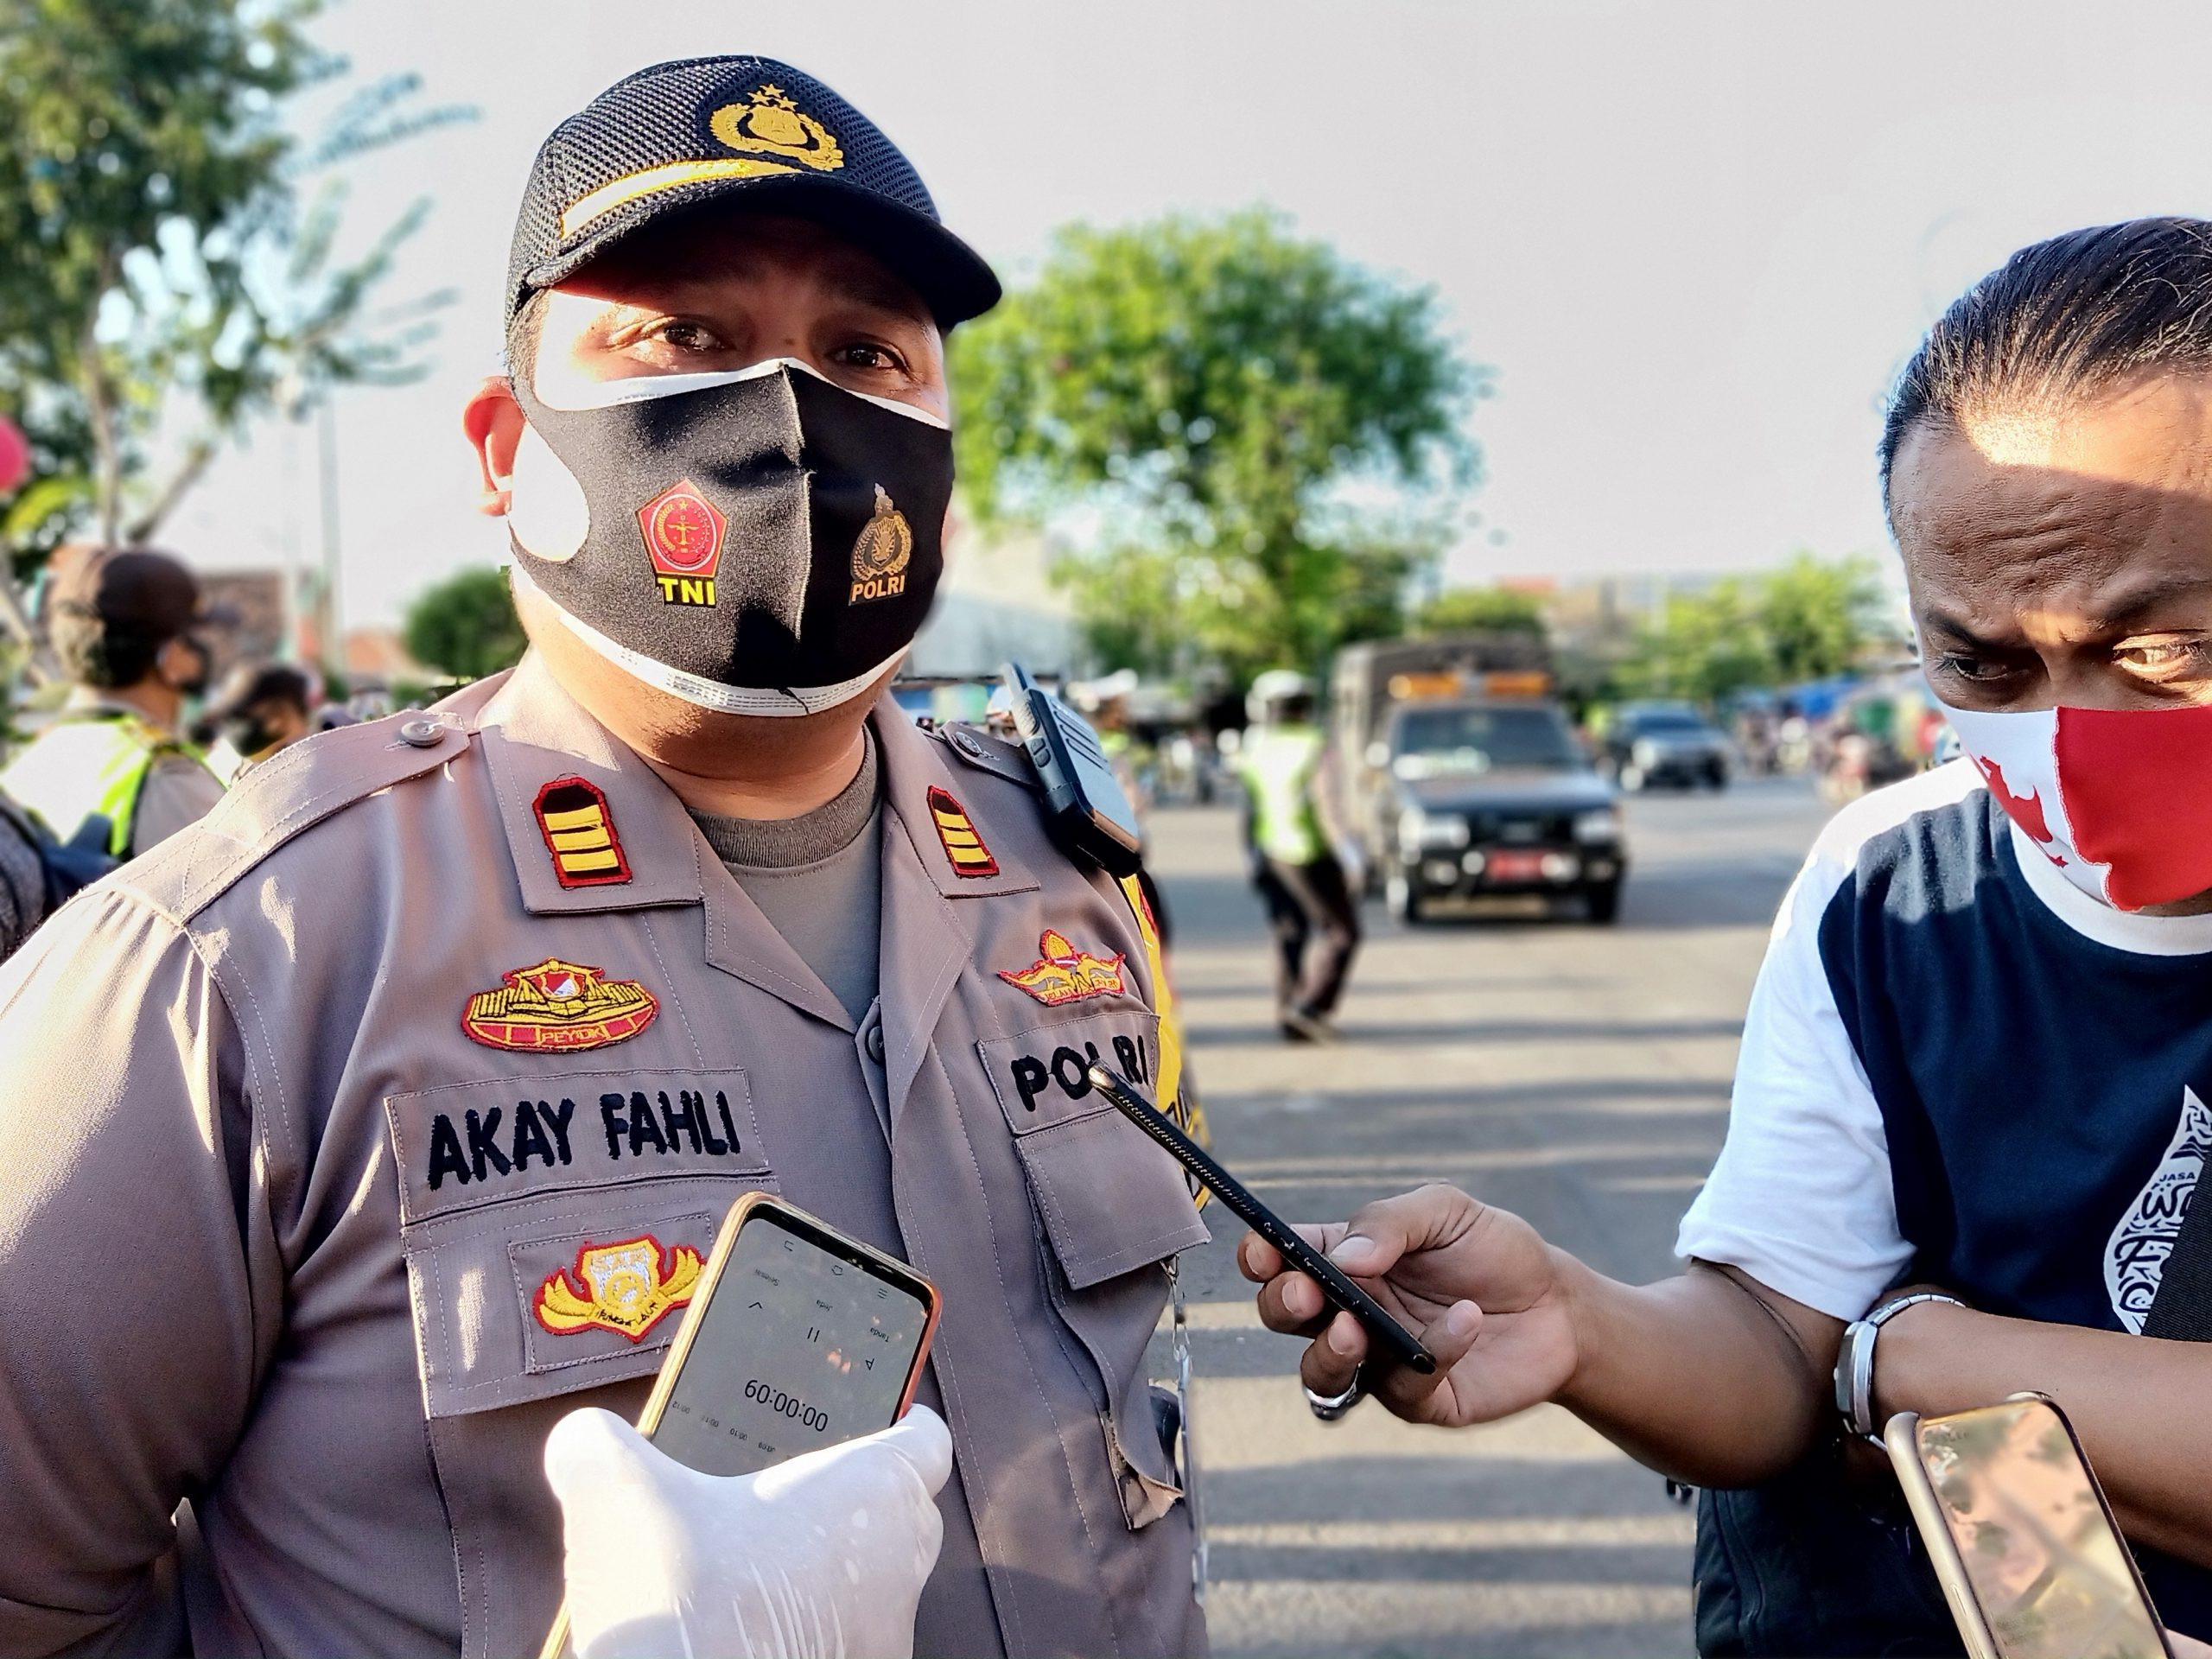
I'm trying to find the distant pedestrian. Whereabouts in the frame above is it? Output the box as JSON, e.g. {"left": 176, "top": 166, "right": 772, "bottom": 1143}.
{"left": 196, "top": 661, "right": 349, "bottom": 779}
{"left": 0, "top": 545, "right": 224, "bottom": 858}
{"left": 1235, "top": 669, "right": 1359, "bottom": 1041}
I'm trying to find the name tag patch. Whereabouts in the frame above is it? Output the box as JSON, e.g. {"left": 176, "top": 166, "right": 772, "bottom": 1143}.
{"left": 979, "top": 1011, "right": 1161, "bottom": 1135}
{"left": 387, "top": 1068, "right": 769, "bottom": 1226}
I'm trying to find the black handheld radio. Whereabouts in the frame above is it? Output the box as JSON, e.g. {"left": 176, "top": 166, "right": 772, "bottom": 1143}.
{"left": 1001, "top": 662, "right": 1145, "bottom": 878}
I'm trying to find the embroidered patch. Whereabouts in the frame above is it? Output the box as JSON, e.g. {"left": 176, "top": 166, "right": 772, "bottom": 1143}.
{"left": 638, "top": 479, "right": 726, "bottom": 607}
{"left": 709, "top": 84, "right": 844, "bottom": 173}
{"left": 534, "top": 776, "right": 632, "bottom": 888}
{"left": 535, "top": 1234, "right": 702, "bottom": 1342}
{"left": 998, "top": 929, "right": 1128, "bottom": 1007}
{"left": 849, "top": 485, "right": 913, "bottom": 603}
{"left": 461, "top": 957, "right": 659, "bottom": 1052}
{"left": 927, "top": 785, "right": 999, "bottom": 877}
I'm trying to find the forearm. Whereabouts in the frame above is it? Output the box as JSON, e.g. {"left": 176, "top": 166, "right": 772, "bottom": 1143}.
{"left": 1558, "top": 1258, "right": 1842, "bottom": 1486}
{"left": 1878, "top": 1302, "right": 2212, "bottom": 1568}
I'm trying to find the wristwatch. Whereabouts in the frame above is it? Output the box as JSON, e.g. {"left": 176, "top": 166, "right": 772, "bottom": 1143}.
{"left": 1834, "top": 1291, "right": 1968, "bottom": 1441}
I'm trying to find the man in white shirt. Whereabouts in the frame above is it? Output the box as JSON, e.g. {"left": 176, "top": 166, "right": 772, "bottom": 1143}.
{"left": 1244, "top": 215, "right": 2212, "bottom": 1653}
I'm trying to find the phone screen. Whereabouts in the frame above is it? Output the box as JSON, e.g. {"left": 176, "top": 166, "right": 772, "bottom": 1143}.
{"left": 650, "top": 1209, "right": 932, "bottom": 1478}
{"left": 1916, "top": 1398, "right": 2168, "bottom": 1659}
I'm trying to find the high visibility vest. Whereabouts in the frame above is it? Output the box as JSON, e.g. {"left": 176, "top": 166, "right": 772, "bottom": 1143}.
{"left": 1, "top": 711, "right": 196, "bottom": 858}
{"left": 1235, "top": 724, "right": 1328, "bottom": 865}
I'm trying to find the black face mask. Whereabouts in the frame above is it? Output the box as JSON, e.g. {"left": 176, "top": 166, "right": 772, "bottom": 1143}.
{"left": 220, "top": 712, "right": 282, "bottom": 759}
{"left": 172, "top": 632, "right": 213, "bottom": 702}
{"left": 507, "top": 359, "right": 952, "bottom": 716}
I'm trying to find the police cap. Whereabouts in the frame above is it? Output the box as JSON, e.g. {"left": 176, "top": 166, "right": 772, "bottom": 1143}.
{"left": 505, "top": 56, "right": 1001, "bottom": 332}
{"left": 47, "top": 545, "right": 206, "bottom": 639}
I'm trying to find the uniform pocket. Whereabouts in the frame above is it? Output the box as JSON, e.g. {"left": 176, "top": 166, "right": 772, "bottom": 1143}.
{"left": 978, "top": 1014, "right": 1210, "bottom": 1528}
{"left": 383, "top": 1068, "right": 776, "bottom": 1416}
{"left": 381, "top": 1067, "right": 785, "bottom": 1659}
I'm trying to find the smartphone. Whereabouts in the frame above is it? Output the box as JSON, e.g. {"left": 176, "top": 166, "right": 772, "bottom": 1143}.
{"left": 1885, "top": 1393, "right": 2172, "bottom": 1659}
{"left": 540, "top": 1193, "right": 940, "bottom": 1658}
{"left": 1085, "top": 1061, "right": 1437, "bottom": 1376}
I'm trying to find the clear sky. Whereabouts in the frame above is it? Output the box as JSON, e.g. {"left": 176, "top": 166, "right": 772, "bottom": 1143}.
{"left": 168, "top": 0, "right": 2212, "bottom": 630}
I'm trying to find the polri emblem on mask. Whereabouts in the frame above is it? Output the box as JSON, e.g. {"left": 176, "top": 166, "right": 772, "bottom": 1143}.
{"left": 849, "top": 485, "right": 912, "bottom": 603}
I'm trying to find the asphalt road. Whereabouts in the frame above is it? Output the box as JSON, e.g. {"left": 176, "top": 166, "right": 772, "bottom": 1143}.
{"left": 1149, "top": 775, "right": 1839, "bottom": 1659}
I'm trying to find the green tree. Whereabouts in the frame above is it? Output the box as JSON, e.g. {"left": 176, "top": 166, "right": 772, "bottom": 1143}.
{"left": 1619, "top": 581, "right": 1772, "bottom": 706}
{"left": 0, "top": 0, "right": 470, "bottom": 570}
{"left": 1411, "top": 584, "right": 1548, "bottom": 639}
{"left": 952, "top": 208, "right": 1483, "bottom": 682}
{"left": 1757, "top": 550, "right": 1891, "bottom": 683}
{"left": 403, "top": 566, "right": 524, "bottom": 683}
{"left": 1614, "top": 553, "right": 1895, "bottom": 708}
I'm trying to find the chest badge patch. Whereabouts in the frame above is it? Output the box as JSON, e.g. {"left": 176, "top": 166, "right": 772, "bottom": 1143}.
{"left": 534, "top": 776, "right": 632, "bottom": 888}
{"left": 927, "top": 785, "right": 999, "bottom": 877}
{"left": 461, "top": 957, "right": 659, "bottom": 1052}
{"left": 536, "top": 1235, "right": 702, "bottom": 1342}
{"left": 999, "top": 929, "right": 1128, "bottom": 1007}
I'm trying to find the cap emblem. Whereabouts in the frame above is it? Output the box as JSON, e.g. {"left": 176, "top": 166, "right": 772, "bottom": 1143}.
{"left": 709, "top": 84, "right": 844, "bottom": 173}
{"left": 849, "top": 485, "right": 913, "bottom": 603}
{"left": 638, "top": 478, "right": 727, "bottom": 607}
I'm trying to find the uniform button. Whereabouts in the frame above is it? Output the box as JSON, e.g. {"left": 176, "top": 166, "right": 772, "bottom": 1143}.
{"left": 864, "top": 1024, "right": 887, "bottom": 1065}
{"left": 951, "top": 728, "right": 982, "bottom": 759}
{"left": 397, "top": 718, "right": 442, "bottom": 747}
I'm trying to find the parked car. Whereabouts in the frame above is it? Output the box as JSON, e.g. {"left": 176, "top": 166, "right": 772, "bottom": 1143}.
{"left": 1601, "top": 702, "right": 1731, "bottom": 791}
{"left": 1375, "top": 698, "right": 1627, "bottom": 924}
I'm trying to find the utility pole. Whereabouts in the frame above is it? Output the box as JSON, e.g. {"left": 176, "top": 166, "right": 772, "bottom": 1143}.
{"left": 317, "top": 396, "right": 343, "bottom": 680}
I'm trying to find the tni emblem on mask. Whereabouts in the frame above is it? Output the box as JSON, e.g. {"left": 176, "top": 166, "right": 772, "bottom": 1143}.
{"left": 536, "top": 1234, "right": 702, "bottom": 1342}
{"left": 850, "top": 485, "right": 913, "bottom": 603}
{"left": 638, "top": 479, "right": 726, "bottom": 607}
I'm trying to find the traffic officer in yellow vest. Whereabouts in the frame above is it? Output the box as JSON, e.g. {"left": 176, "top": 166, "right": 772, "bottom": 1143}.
{"left": 0, "top": 58, "right": 1210, "bottom": 1659}
{"left": 1233, "top": 670, "right": 1360, "bottom": 1042}
{"left": 0, "top": 544, "right": 225, "bottom": 858}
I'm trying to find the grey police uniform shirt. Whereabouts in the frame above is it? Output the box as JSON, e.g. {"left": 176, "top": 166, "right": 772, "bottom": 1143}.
{"left": 0, "top": 652, "right": 1211, "bottom": 1659}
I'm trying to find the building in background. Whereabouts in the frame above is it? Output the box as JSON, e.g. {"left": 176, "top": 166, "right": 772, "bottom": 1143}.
{"left": 907, "top": 524, "right": 1077, "bottom": 678}
{"left": 197, "top": 570, "right": 288, "bottom": 683}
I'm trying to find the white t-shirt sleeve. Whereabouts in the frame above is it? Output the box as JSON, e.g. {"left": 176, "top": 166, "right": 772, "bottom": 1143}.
{"left": 1675, "top": 849, "right": 1910, "bottom": 1321}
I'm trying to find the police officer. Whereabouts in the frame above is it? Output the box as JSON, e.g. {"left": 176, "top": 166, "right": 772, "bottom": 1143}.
{"left": 1234, "top": 669, "right": 1359, "bottom": 1041}
{"left": 0, "top": 543, "right": 224, "bottom": 857}
{"left": 0, "top": 59, "right": 1206, "bottom": 1659}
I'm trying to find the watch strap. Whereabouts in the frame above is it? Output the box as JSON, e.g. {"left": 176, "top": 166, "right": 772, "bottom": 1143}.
{"left": 1836, "top": 1291, "right": 1968, "bottom": 1440}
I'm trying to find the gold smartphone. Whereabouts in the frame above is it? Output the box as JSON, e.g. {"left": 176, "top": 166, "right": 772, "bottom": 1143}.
{"left": 540, "top": 1192, "right": 941, "bottom": 1659}
{"left": 1885, "top": 1393, "right": 2171, "bottom": 1659}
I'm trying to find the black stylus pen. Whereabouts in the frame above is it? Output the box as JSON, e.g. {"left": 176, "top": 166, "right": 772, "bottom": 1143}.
{"left": 1086, "top": 1062, "right": 1438, "bottom": 1376}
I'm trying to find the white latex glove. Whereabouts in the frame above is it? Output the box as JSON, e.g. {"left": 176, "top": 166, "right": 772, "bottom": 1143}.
{"left": 544, "top": 1404, "right": 952, "bottom": 1659}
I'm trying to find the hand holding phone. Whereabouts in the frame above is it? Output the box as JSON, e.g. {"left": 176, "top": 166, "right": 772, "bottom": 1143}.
{"left": 1887, "top": 1394, "right": 2173, "bottom": 1659}
{"left": 1086, "top": 1062, "right": 1435, "bottom": 1375}
{"left": 546, "top": 1403, "right": 950, "bottom": 1659}
{"left": 541, "top": 1195, "right": 942, "bottom": 1659}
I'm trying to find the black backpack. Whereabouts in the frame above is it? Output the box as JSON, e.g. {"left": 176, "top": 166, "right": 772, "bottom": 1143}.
{"left": 0, "top": 794, "right": 118, "bottom": 961}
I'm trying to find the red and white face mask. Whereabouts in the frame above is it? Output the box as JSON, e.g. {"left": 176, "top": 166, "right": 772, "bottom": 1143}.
{"left": 1941, "top": 701, "right": 2212, "bottom": 911}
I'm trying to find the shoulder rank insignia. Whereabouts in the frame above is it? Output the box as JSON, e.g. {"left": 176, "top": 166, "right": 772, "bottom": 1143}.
{"left": 534, "top": 777, "right": 632, "bottom": 888}
{"left": 535, "top": 1235, "right": 702, "bottom": 1342}
{"left": 999, "top": 929, "right": 1128, "bottom": 1007}
{"left": 927, "top": 785, "right": 1000, "bottom": 877}
{"left": 462, "top": 957, "right": 658, "bottom": 1052}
